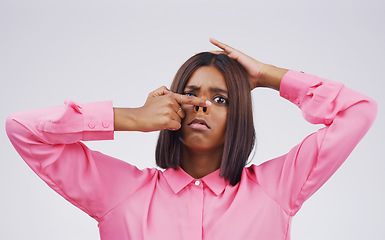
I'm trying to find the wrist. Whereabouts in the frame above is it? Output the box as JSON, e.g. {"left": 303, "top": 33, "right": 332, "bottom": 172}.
{"left": 258, "top": 64, "right": 288, "bottom": 91}
{"left": 113, "top": 108, "right": 141, "bottom": 131}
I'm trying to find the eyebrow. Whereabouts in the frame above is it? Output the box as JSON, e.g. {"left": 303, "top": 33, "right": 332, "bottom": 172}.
{"left": 185, "top": 85, "right": 229, "bottom": 95}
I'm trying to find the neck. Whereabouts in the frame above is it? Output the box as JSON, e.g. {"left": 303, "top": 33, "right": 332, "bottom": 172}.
{"left": 180, "top": 146, "right": 222, "bottom": 179}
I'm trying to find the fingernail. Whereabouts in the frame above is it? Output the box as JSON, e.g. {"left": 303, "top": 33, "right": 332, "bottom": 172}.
{"left": 205, "top": 100, "right": 212, "bottom": 106}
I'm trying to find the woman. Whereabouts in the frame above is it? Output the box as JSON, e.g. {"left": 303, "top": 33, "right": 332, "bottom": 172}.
{"left": 6, "top": 39, "right": 377, "bottom": 239}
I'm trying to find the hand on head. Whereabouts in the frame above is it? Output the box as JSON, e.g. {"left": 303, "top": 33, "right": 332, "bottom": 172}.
{"left": 209, "top": 38, "right": 266, "bottom": 89}
{"left": 115, "top": 39, "right": 286, "bottom": 132}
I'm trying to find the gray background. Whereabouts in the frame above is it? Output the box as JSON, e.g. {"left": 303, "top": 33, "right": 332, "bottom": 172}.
{"left": 1, "top": 0, "right": 384, "bottom": 239}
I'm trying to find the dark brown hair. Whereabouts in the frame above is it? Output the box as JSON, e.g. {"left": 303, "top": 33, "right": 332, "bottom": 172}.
{"left": 156, "top": 52, "right": 255, "bottom": 186}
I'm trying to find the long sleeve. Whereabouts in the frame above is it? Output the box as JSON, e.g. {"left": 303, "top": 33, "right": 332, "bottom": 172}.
{"left": 5, "top": 100, "right": 157, "bottom": 220}
{"left": 248, "top": 70, "right": 378, "bottom": 215}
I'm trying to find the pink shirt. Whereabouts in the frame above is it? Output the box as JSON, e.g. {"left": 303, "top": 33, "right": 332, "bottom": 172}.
{"left": 6, "top": 70, "right": 377, "bottom": 240}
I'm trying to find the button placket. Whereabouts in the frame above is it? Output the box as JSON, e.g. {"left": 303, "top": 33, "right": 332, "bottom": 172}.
{"left": 188, "top": 180, "right": 203, "bottom": 240}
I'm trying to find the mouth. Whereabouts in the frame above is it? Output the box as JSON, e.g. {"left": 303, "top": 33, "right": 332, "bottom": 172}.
{"left": 188, "top": 118, "right": 210, "bottom": 130}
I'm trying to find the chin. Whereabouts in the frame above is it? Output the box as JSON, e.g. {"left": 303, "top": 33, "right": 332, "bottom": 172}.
{"left": 182, "top": 139, "right": 208, "bottom": 151}
{"left": 183, "top": 139, "right": 223, "bottom": 153}
{"left": 183, "top": 141, "right": 208, "bottom": 151}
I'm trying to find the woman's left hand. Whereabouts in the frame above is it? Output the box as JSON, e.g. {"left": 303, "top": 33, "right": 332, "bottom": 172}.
{"left": 210, "top": 38, "right": 265, "bottom": 89}
{"left": 210, "top": 38, "right": 288, "bottom": 91}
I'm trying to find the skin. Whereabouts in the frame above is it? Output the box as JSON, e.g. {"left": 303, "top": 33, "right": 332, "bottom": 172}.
{"left": 114, "top": 88, "right": 211, "bottom": 132}
{"left": 113, "top": 38, "right": 288, "bottom": 179}
{"left": 180, "top": 66, "right": 229, "bottom": 178}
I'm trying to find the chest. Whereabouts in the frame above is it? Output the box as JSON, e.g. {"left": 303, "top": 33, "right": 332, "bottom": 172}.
{"left": 98, "top": 179, "right": 291, "bottom": 240}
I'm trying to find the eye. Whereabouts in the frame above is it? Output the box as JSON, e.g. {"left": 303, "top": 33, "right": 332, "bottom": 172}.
{"left": 213, "top": 96, "right": 228, "bottom": 105}
{"left": 183, "top": 92, "right": 196, "bottom": 97}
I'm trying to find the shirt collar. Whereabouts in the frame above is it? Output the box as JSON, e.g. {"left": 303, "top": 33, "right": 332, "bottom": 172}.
{"left": 163, "top": 167, "right": 228, "bottom": 196}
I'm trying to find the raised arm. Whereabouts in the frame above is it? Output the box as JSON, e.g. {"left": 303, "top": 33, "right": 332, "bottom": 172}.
{"left": 211, "top": 38, "right": 378, "bottom": 215}
{"left": 5, "top": 86, "right": 210, "bottom": 220}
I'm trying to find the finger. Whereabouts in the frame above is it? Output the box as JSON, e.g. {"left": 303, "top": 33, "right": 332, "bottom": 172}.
{"left": 167, "top": 120, "right": 182, "bottom": 131}
{"left": 169, "top": 99, "right": 185, "bottom": 119}
{"left": 208, "top": 50, "right": 225, "bottom": 55}
{"left": 209, "top": 38, "right": 242, "bottom": 60}
{"left": 166, "top": 110, "right": 183, "bottom": 130}
{"left": 176, "top": 107, "right": 185, "bottom": 119}
{"left": 149, "top": 86, "right": 172, "bottom": 98}
{"left": 209, "top": 38, "right": 234, "bottom": 53}
{"left": 173, "top": 93, "right": 211, "bottom": 107}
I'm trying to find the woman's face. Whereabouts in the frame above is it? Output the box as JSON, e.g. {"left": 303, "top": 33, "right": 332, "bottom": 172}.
{"left": 181, "top": 65, "right": 228, "bottom": 152}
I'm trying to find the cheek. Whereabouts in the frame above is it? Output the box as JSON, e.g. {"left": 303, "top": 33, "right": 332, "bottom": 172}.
{"left": 212, "top": 108, "right": 228, "bottom": 133}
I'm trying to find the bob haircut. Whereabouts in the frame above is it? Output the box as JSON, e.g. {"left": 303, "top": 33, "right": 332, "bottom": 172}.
{"left": 156, "top": 52, "right": 255, "bottom": 186}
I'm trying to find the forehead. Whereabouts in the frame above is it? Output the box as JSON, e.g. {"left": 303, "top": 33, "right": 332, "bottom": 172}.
{"left": 186, "top": 66, "right": 227, "bottom": 90}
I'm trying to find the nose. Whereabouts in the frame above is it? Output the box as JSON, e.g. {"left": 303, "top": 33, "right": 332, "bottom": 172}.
{"left": 193, "top": 105, "right": 209, "bottom": 114}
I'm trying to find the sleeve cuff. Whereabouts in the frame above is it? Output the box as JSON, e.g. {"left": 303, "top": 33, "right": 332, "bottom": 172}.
{"left": 279, "top": 70, "right": 318, "bottom": 107}
{"left": 81, "top": 101, "right": 114, "bottom": 141}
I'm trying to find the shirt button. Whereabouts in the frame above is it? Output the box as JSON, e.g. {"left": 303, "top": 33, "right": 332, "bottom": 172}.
{"left": 88, "top": 122, "right": 95, "bottom": 129}
{"left": 283, "top": 93, "right": 289, "bottom": 99}
{"left": 294, "top": 99, "right": 300, "bottom": 105}
{"left": 102, "top": 122, "right": 109, "bottom": 128}
{"left": 194, "top": 180, "right": 200, "bottom": 186}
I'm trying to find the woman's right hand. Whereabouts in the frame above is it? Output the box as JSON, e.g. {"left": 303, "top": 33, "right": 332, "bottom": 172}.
{"left": 114, "top": 86, "right": 211, "bottom": 132}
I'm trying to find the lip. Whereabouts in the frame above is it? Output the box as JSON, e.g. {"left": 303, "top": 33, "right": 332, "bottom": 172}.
{"left": 188, "top": 118, "right": 210, "bottom": 130}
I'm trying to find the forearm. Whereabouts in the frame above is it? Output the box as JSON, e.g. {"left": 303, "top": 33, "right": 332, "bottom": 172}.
{"left": 258, "top": 64, "right": 289, "bottom": 91}
{"left": 113, "top": 107, "right": 141, "bottom": 131}
{"left": 6, "top": 100, "right": 114, "bottom": 145}
{"left": 281, "top": 70, "right": 377, "bottom": 125}
{"left": 6, "top": 101, "right": 151, "bottom": 219}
